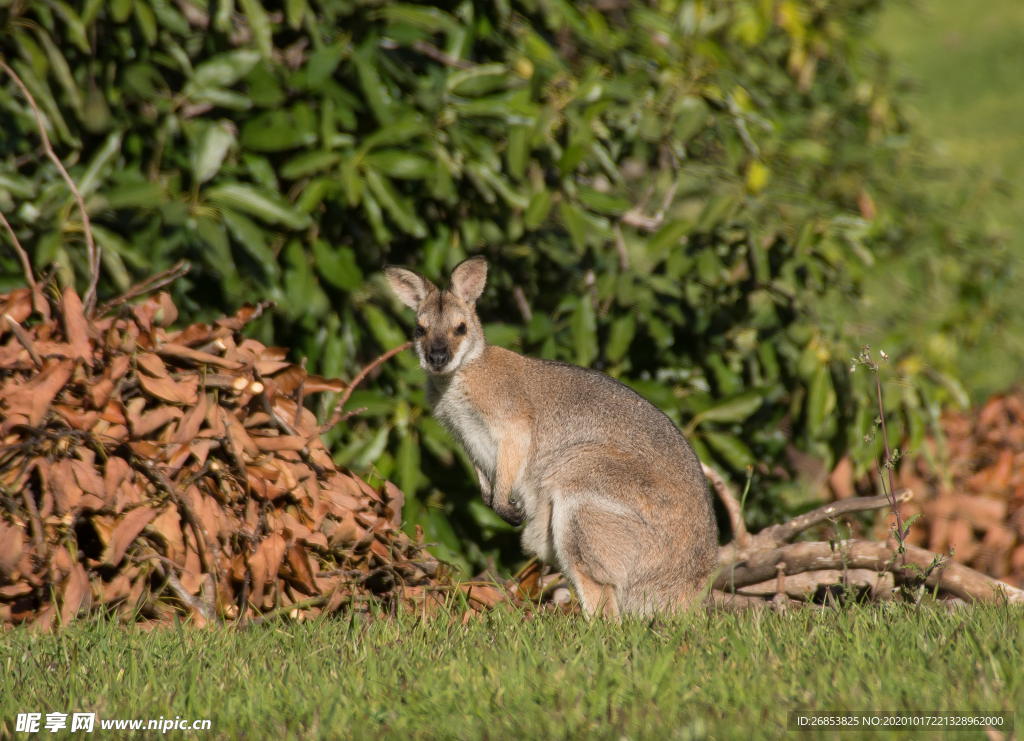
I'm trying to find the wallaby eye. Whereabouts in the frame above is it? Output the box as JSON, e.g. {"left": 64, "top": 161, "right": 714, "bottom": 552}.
{"left": 455, "top": 323, "right": 467, "bottom": 336}
{"left": 414, "top": 325, "right": 427, "bottom": 338}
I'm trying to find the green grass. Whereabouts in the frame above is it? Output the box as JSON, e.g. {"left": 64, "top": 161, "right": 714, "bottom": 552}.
{"left": 1, "top": 604, "right": 1021, "bottom": 740}
{"left": 877, "top": 0, "right": 1024, "bottom": 234}
{"left": 854, "top": 0, "right": 1024, "bottom": 400}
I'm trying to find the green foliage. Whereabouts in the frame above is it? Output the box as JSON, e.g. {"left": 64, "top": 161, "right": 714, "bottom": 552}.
{"left": 0, "top": 0, "right": 998, "bottom": 572}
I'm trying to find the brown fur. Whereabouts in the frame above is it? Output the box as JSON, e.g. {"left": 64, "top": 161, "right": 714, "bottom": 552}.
{"left": 384, "top": 257, "right": 718, "bottom": 617}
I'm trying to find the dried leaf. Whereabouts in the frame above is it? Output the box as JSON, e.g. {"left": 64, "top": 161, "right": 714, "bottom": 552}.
{"left": 0, "top": 520, "right": 24, "bottom": 579}
{"left": 60, "top": 287, "right": 93, "bottom": 365}
{"left": 157, "top": 343, "right": 243, "bottom": 370}
{"left": 172, "top": 393, "right": 209, "bottom": 443}
{"left": 282, "top": 542, "right": 319, "bottom": 595}
{"left": 138, "top": 373, "right": 194, "bottom": 404}
{"left": 252, "top": 435, "right": 307, "bottom": 452}
{"left": 131, "top": 406, "right": 184, "bottom": 437}
{"left": 137, "top": 353, "right": 170, "bottom": 378}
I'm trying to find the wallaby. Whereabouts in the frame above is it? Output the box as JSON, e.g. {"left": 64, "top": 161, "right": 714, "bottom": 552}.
{"left": 384, "top": 257, "right": 718, "bottom": 617}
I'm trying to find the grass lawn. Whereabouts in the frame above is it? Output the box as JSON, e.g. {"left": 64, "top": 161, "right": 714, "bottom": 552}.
{"left": 864, "top": 0, "right": 1024, "bottom": 399}
{"left": 877, "top": 0, "right": 1024, "bottom": 234}
{"left": 1, "top": 604, "right": 1021, "bottom": 740}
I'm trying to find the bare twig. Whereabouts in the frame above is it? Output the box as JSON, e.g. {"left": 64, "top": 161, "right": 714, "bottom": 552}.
{"left": 294, "top": 357, "right": 307, "bottom": 427}
{"left": 318, "top": 341, "right": 413, "bottom": 434}
{"left": 0, "top": 60, "right": 100, "bottom": 314}
{"left": 411, "top": 40, "right": 474, "bottom": 69}
{"left": 512, "top": 286, "right": 533, "bottom": 323}
{"left": 702, "top": 462, "right": 751, "bottom": 548}
{"left": 0, "top": 209, "right": 35, "bottom": 290}
{"left": 620, "top": 178, "right": 679, "bottom": 232}
{"left": 94, "top": 260, "right": 191, "bottom": 317}
{"left": 755, "top": 489, "right": 913, "bottom": 550}
{"left": 3, "top": 314, "right": 43, "bottom": 368}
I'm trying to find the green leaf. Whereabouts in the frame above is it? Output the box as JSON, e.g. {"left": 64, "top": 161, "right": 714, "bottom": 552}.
{"left": 134, "top": 0, "right": 158, "bottom": 45}
{"left": 219, "top": 209, "right": 280, "bottom": 281}
{"left": 307, "top": 41, "right": 347, "bottom": 89}
{"left": 806, "top": 363, "right": 835, "bottom": 438}
{"left": 48, "top": 0, "right": 90, "bottom": 54}
{"left": 703, "top": 432, "right": 756, "bottom": 471}
{"left": 648, "top": 219, "right": 694, "bottom": 260}
{"left": 468, "top": 499, "right": 516, "bottom": 534}
{"left": 571, "top": 297, "right": 597, "bottom": 367}
{"left": 686, "top": 390, "right": 763, "bottom": 433}
{"left": 379, "top": 4, "right": 461, "bottom": 34}
{"left": 78, "top": 130, "right": 123, "bottom": 198}
{"left": 280, "top": 151, "right": 341, "bottom": 180}
{"left": 312, "top": 240, "right": 363, "bottom": 291}
{"left": 358, "top": 116, "right": 429, "bottom": 152}
{"left": 362, "top": 304, "right": 408, "bottom": 350}
{"left": 576, "top": 186, "right": 630, "bottom": 215}
{"left": 237, "top": 0, "right": 273, "bottom": 59}
{"left": 190, "top": 121, "right": 236, "bottom": 184}
{"left": 482, "top": 323, "right": 520, "bottom": 349}
{"left": 285, "top": 0, "right": 308, "bottom": 29}
{"left": 206, "top": 183, "right": 311, "bottom": 230}
{"left": 362, "top": 150, "right": 434, "bottom": 179}
{"left": 353, "top": 40, "right": 394, "bottom": 125}
{"left": 192, "top": 50, "right": 261, "bottom": 89}
{"left": 559, "top": 202, "right": 588, "bottom": 251}
{"left": 363, "top": 168, "right": 426, "bottom": 237}
{"left": 241, "top": 109, "right": 317, "bottom": 152}
{"left": 605, "top": 312, "right": 636, "bottom": 363}
{"left": 396, "top": 433, "right": 421, "bottom": 497}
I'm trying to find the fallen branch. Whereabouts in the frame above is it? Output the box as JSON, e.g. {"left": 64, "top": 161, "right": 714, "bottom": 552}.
{"left": 743, "top": 489, "right": 914, "bottom": 554}
{"left": 712, "top": 538, "right": 1024, "bottom": 604}
{"left": 0, "top": 60, "right": 100, "bottom": 314}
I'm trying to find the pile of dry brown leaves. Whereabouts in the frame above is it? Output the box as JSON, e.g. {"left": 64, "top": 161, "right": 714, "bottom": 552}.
{"left": 890, "top": 391, "right": 1024, "bottom": 588}
{"left": 0, "top": 282, "right": 546, "bottom": 631}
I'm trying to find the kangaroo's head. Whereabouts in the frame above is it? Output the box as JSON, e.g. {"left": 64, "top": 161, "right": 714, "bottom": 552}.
{"left": 384, "top": 257, "right": 488, "bottom": 376}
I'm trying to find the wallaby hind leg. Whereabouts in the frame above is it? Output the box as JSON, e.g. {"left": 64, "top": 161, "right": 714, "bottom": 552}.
{"left": 551, "top": 494, "right": 639, "bottom": 619}
{"left": 569, "top": 568, "right": 618, "bottom": 619}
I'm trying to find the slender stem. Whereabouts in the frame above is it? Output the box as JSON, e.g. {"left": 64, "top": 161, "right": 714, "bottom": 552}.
{"left": 94, "top": 260, "right": 191, "bottom": 316}
{"left": 873, "top": 364, "right": 906, "bottom": 566}
{"left": 0, "top": 61, "right": 101, "bottom": 314}
{"left": 0, "top": 209, "right": 36, "bottom": 290}
{"left": 319, "top": 342, "right": 413, "bottom": 433}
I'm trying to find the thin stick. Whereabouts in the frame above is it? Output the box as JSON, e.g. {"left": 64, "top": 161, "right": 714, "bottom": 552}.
{"left": 411, "top": 41, "right": 474, "bottom": 69}
{"left": 319, "top": 342, "right": 412, "bottom": 434}
{"left": 0, "top": 209, "right": 36, "bottom": 290}
{"left": 94, "top": 260, "right": 191, "bottom": 316}
{"left": 4, "top": 314, "right": 43, "bottom": 368}
{"left": 702, "top": 462, "right": 751, "bottom": 548}
{"left": 0, "top": 60, "right": 100, "bottom": 314}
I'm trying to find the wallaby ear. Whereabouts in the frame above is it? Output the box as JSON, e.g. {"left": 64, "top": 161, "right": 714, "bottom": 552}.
{"left": 383, "top": 266, "right": 436, "bottom": 310}
{"left": 449, "top": 256, "right": 488, "bottom": 303}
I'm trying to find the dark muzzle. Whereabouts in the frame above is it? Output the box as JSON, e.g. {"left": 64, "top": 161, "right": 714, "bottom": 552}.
{"left": 426, "top": 343, "right": 450, "bottom": 369}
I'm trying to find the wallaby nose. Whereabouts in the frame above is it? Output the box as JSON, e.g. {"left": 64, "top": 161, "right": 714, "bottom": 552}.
{"left": 427, "top": 344, "right": 450, "bottom": 368}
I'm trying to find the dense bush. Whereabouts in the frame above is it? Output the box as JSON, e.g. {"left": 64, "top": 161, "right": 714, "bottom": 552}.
{"left": 0, "top": 0, "right": 1000, "bottom": 572}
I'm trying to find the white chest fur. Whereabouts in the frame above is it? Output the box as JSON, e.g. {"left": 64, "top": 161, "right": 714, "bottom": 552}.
{"left": 429, "top": 376, "right": 498, "bottom": 482}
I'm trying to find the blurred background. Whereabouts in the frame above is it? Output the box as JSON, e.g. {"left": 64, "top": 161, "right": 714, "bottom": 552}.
{"left": 1, "top": 0, "right": 1023, "bottom": 579}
